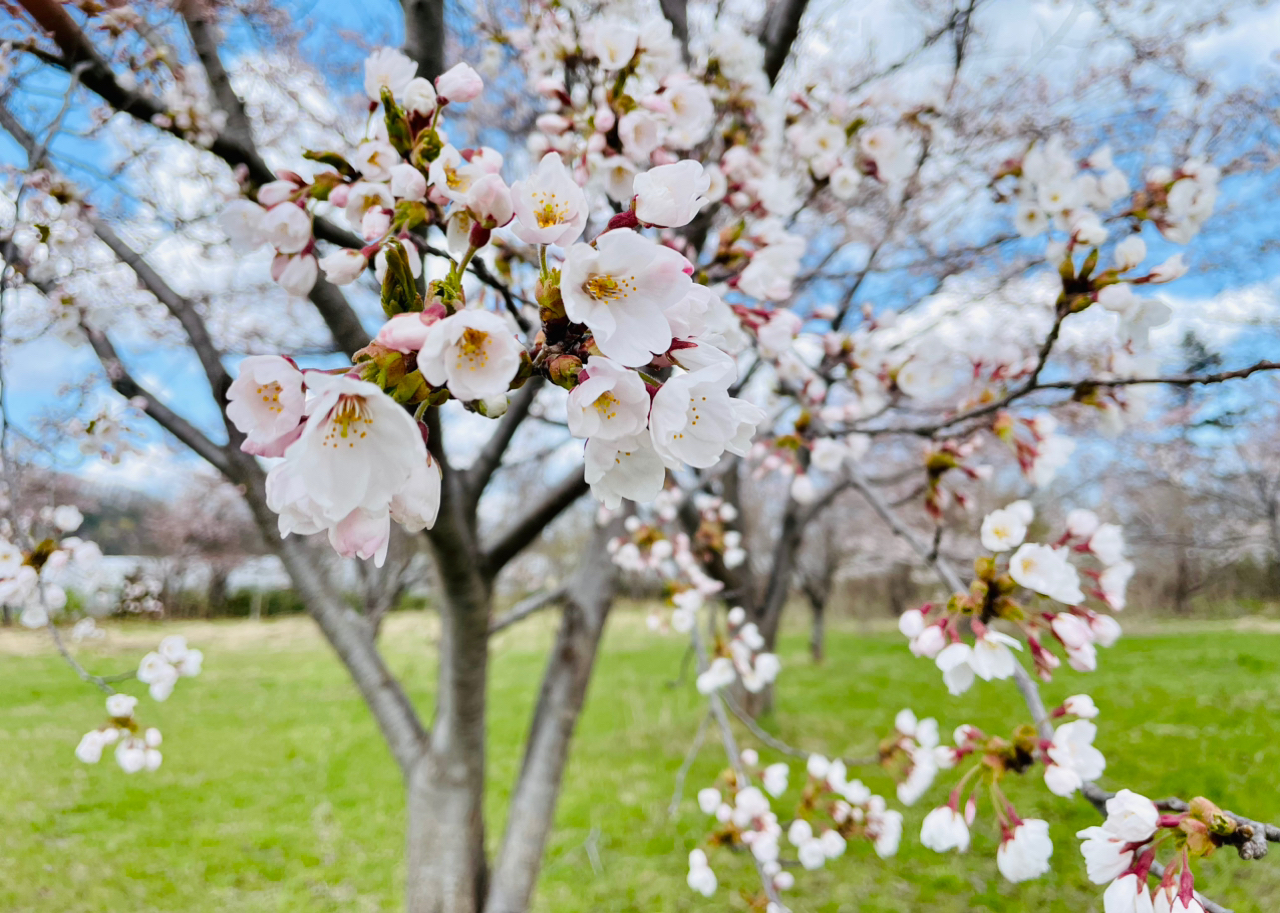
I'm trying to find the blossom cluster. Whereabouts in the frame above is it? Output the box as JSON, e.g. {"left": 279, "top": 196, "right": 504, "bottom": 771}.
{"left": 74, "top": 635, "right": 202, "bottom": 773}
{"left": 221, "top": 47, "right": 774, "bottom": 564}
{"left": 0, "top": 504, "right": 103, "bottom": 628}
{"left": 689, "top": 745, "right": 903, "bottom": 905}
{"left": 898, "top": 500, "right": 1130, "bottom": 694}
{"left": 695, "top": 605, "right": 781, "bottom": 696}
{"left": 1077, "top": 789, "right": 1237, "bottom": 913}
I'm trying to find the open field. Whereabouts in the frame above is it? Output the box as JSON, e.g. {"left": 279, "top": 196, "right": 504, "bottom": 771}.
{"left": 2, "top": 611, "right": 1279, "bottom": 912}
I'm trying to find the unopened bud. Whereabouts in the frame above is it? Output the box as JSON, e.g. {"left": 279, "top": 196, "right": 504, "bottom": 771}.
{"left": 548, "top": 354, "right": 583, "bottom": 389}
{"left": 477, "top": 395, "right": 508, "bottom": 418}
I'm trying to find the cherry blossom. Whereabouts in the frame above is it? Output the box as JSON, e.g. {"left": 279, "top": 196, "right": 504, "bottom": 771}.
{"left": 561, "top": 229, "right": 691, "bottom": 366}
{"left": 418, "top": 309, "right": 523, "bottom": 402}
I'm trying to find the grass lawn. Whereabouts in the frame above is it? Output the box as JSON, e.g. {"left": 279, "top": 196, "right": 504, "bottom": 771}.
{"left": 1, "top": 611, "right": 1278, "bottom": 912}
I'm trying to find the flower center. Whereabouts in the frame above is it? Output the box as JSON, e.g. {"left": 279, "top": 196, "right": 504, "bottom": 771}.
{"left": 256, "top": 381, "right": 284, "bottom": 414}
{"left": 456, "top": 327, "right": 491, "bottom": 371}
{"left": 444, "top": 164, "right": 469, "bottom": 191}
{"left": 531, "top": 192, "right": 570, "bottom": 228}
{"left": 322, "top": 395, "right": 373, "bottom": 448}
{"left": 583, "top": 273, "right": 635, "bottom": 303}
{"left": 593, "top": 391, "right": 618, "bottom": 419}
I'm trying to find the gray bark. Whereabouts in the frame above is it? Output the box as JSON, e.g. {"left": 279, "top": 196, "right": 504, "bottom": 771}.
{"left": 401, "top": 0, "right": 447, "bottom": 79}
{"left": 484, "top": 519, "right": 621, "bottom": 913}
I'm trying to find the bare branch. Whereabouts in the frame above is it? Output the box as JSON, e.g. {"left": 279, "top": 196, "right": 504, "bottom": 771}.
{"left": 80, "top": 321, "right": 236, "bottom": 477}
{"left": 481, "top": 467, "right": 589, "bottom": 577}
{"left": 400, "top": 0, "right": 446, "bottom": 80}
{"left": 487, "top": 584, "right": 567, "bottom": 636}
{"left": 760, "top": 0, "right": 811, "bottom": 85}
{"left": 464, "top": 379, "right": 544, "bottom": 511}
{"left": 668, "top": 711, "right": 711, "bottom": 817}
{"left": 721, "top": 689, "right": 879, "bottom": 768}
{"left": 485, "top": 519, "right": 620, "bottom": 913}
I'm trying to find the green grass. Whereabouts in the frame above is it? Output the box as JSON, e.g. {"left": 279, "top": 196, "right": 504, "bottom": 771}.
{"left": 2, "top": 613, "right": 1278, "bottom": 912}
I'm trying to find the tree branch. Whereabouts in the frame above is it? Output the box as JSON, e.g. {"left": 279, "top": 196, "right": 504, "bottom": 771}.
{"left": 760, "top": 0, "right": 811, "bottom": 85}
{"left": 80, "top": 321, "right": 236, "bottom": 477}
{"left": 481, "top": 467, "right": 589, "bottom": 577}
{"left": 848, "top": 469, "right": 1256, "bottom": 913}
{"left": 464, "top": 378, "right": 544, "bottom": 511}
{"left": 487, "top": 584, "right": 567, "bottom": 636}
{"left": 14, "top": 0, "right": 370, "bottom": 356}
{"left": 484, "top": 518, "right": 620, "bottom": 913}
{"left": 400, "top": 0, "right": 446, "bottom": 80}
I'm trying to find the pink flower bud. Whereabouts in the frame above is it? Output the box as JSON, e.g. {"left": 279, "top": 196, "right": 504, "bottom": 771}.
{"left": 435, "top": 62, "right": 483, "bottom": 103}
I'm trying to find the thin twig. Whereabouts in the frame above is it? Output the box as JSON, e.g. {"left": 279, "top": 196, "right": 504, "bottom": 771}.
{"left": 721, "top": 688, "right": 879, "bottom": 768}
{"left": 488, "top": 585, "right": 567, "bottom": 635}
{"left": 669, "top": 711, "right": 711, "bottom": 817}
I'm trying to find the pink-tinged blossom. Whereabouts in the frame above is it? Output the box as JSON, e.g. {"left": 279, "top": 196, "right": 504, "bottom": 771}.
{"left": 910, "top": 624, "right": 947, "bottom": 659}
{"left": 1052, "top": 612, "right": 1094, "bottom": 649}
{"left": 328, "top": 507, "right": 391, "bottom": 566}
{"left": 465, "top": 173, "right": 515, "bottom": 228}
{"left": 273, "top": 253, "right": 318, "bottom": 296}
{"left": 402, "top": 77, "right": 437, "bottom": 115}
{"left": 435, "top": 62, "right": 483, "bottom": 103}
{"left": 1062, "top": 694, "right": 1100, "bottom": 718}
{"left": 920, "top": 805, "right": 970, "bottom": 853}
{"left": 389, "top": 163, "right": 428, "bottom": 202}
{"left": 260, "top": 203, "right": 311, "bottom": 254}
{"left": 1067, "top": 508, "right": 1102, "bottom": 538}
{"left": 659, "top": 75, "right": 715, "bottom": 148}
{"left": 935, "top": 642, "right": 976, "bottom": 695}
{"left": 997, "top": 819, "right": 1053, "bottom": 883}
{"left": 428, "top": 145, "right": 502, "bottom": 205}
{"left": 352, "top": 140, "right": 400, "bottom": 182}
{"left": 226, "top": 355, "right": 305, "bottom": 450}
{"left": 511, "top": 152, "right": 588, "bottom": 247}
{"left": 286, "top": 373, "right": 427, "bottom": 525}
{"left": 562, "top": 229, "right": 690, "bottom": 366}
{"left": 649, "top": 365, "right": 754, "bottom": 469}
{"left": 344, "top": 181, "right": 394, "bottom": 229}
{"left": 686, "top": 848, "right": 717, "bottom": 897}
{"left": 218, "top": 199, "right": 267, "bottom": 253}
{"left": 585, "top": 20, "right": 639, "bottom": 71}
{"left": 756, "top": 310, "right": 802, "bottom": 358}
{"left": 375, "top": 312, "right": 433, "bottom": 353}
{"left": 584, "top": 433, "right": 667, "bottom": 509}
{"left": 737, "top": 233, "right": 805, "bottom": 301}
{"left": 1090, "top": 523, "right": 1127, "bottom": 566}
{"left": 1046, "top": 720, "right": 1106, "bottom": 796}
{"left": 419, "top": 309, "right": 522, "bottom": 402}
{"left": 1148, "top": 254, "right": 1188, "bottom": 283}
{"left": 391, "top": 455, "right": 443, "bottom": 533}
{"left": 633, "top": 161, "right": 710, "bottom": 228}
{"left": 969, "top": 629, "right": 1022, "bottom": 682}
{"left": 567, "top": 357, "right": 650, "bottom": 440}
{"left": 318, "top": 249, "right": 367, "bottom": 286}
{"left": 1101, "top": 560, "right": 1135, "bottom": 610}
{"left": 618, "top": 109, "right": 662, "bottom": 159}
{"left": 1115, "top": 236, "right": 1147, "bottom": 271}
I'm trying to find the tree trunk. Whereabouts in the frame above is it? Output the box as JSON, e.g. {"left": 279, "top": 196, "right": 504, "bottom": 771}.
{"left": 484, "top": 520, "right": 620, "bottom": 913}
{"left": 808, "top": 591, "right": 825, "bottom": 663}
{"left": 405, "top": 447, "right": 495, "bottom": 913}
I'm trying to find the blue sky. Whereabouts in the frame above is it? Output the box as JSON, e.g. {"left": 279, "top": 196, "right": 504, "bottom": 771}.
{"left": 1, "top": 0, "right": 1277, "bottom": 493}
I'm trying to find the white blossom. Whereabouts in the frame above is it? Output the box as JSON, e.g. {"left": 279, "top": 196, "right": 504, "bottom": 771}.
{"left": 997, "top": 819, "right": 1053, "bottom": 883}
{"left": 419, "top": 309, "right": 522, "bottom": 402}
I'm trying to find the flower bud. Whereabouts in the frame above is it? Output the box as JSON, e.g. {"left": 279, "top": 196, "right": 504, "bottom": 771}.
{"left": 548, "top": 354, "right": 583, "bottom": 389}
